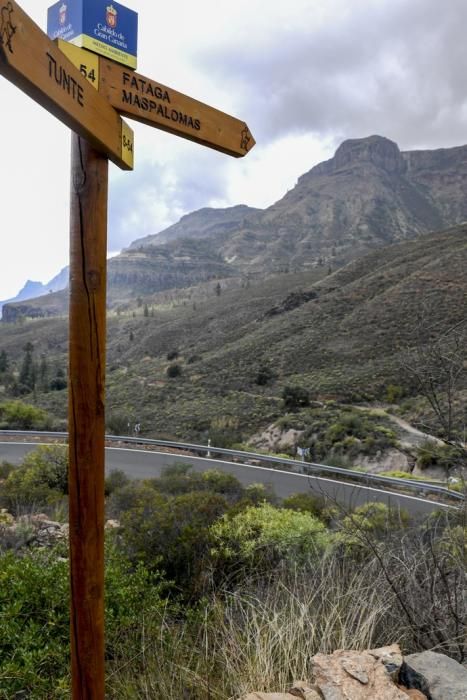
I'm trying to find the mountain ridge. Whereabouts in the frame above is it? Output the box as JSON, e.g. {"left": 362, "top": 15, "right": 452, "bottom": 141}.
{"left": 4, "top": 134, "right": 467, "bottom": 320}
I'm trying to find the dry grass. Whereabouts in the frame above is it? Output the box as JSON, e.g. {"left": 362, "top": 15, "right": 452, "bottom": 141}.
{"left": 106, "top": 517, "right": 465, "bottom": 699}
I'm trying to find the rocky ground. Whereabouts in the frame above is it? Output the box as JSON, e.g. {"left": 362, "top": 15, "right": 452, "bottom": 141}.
{"left": 240, "top": 644, "right": 467, "bottom": 700}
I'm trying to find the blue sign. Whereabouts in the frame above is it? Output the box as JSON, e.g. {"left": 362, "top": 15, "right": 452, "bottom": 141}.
{"left": 48, "top": 0, "right": 138, "bottom": 69}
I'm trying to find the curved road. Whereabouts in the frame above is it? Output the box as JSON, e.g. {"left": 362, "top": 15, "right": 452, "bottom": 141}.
{"left": 0, "top": 442, "right": 453, "bottom": 516}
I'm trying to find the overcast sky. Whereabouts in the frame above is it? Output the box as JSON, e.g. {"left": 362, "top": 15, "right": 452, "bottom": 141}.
{"left": 2, "top": 0, "right": 467, "bottom": 300}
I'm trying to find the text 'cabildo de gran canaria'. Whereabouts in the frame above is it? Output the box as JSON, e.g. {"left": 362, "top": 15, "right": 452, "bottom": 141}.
{"left": 121, "top": 72, "right": 201, "bottom": 131}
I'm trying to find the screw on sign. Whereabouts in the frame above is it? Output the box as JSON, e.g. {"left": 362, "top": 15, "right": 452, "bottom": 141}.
{"left": 0, "top": 1, "right": 255, "bottom": 698}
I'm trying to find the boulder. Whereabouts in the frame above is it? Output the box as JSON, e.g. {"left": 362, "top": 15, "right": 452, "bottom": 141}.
{"left": 312, "top": 645, "right": 408, "bottom": 699}
{"left": 401, "top": 651, "right": 467, "bottom": 700}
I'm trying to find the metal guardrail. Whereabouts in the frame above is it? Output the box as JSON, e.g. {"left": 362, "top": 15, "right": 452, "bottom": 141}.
{"left": 0, "top": 430, "right": 464, "bottom": 502}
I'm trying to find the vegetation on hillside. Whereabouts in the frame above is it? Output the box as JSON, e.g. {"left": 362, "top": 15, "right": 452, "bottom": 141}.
{"left": 0, "top": 449, "right": 465, "bottom": 697}
{"left": 0, "top": 227, "right": 465, "bottom": 459}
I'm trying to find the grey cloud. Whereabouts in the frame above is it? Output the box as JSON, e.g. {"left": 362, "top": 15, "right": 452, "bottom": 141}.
{"left": 193, "top": 0, "right": 467, "bottom": 150}
{"left": 108, "top": 149, "right": 230, "bottom": 250}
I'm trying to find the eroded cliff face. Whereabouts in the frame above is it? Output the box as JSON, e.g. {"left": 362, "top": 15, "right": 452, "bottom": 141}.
{"left": 114, "top": 135, "right": 467, "bottom": 280}
{"left": 257, "top": 135, "right": 463, "bottom": 269}
{"left": 5, "top": 135, "right": 467, "bottom": 321}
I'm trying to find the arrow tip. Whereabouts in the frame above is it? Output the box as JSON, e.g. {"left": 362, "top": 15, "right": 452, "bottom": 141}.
{"left": 240, "top": 124, "right": 255, "bottom": 155}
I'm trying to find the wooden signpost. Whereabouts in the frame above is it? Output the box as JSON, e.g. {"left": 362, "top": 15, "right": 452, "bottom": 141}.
{"left": 0, "top": 1, "right": 255, "bottom": 698}
{"left": 0, "top": 0, "right": 134, "bottom": 168}
{"left": 58, "top": 40, "right": 255, "bottom": 157}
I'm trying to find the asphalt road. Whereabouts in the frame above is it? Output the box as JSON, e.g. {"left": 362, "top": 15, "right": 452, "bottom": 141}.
{"left": 0, "top": 441, "right": 452, "bottom": 516}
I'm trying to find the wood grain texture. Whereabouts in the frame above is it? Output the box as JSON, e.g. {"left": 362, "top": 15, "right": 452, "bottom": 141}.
{"left": 99, "top": 56, "right": 255, "bottom": 158}
{"left": 0, "top": 0, "right": 131, "bottom": 169}
{"left": 68, "top": 135, "right": 107, "bottom": 699}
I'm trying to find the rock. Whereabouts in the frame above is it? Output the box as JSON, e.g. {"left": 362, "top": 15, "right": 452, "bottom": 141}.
{"left": 312, "top": 646, "right": 408, "bottom": 699}
{"left": 240, "top": 684, "right": 321, "bottom": 700}
{"left": 241, "top": 694, "right": 303, "bottom": 699}
{"left": 369, "top": 644, "right": 404, "bottom": 681}
{"left": 105, "top": 519, "right": 120, "bottom": 529}
{"left": 401, "top": 651, "right": 467, "bottom": 700}
{"left": 26, "top": 514, "right": 61, "bottom": 529}
{"left": 397, "top": 686, "right": 427, "bottom": 699}
{"left": 288, "top": 681, "right": 322, "bottom": 699}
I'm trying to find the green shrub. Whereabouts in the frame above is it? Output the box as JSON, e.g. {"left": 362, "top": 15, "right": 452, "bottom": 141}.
{"left": 379, "top": 470, "right": 432, "bottom": 481}
{"left": 0, "top": 461, "right": 14, "bottom": 480}
{"left": 105, "top": 469, "right": 131, "bottom": 496}
{"left": 416, "top": 442, "right": 466, "bottom": 476}
{"left": 106, "top": 410, "right": 131, "bottom": 435}
{"left": 167, "top": 363, "right": 182, "bottom": 378}
{"left": 386, "top": 384, "right": 404, "bottom": 403}
{"left": 0, "top": 445, "right": 68, "bottom": 515}
{"left": 337, "top": 502, "right": 409, "bottom": 549}
{"left": 300, "top": 405, "right": 397, "bottom": 464}
{"left": 119, "top": 488, "right": 229, "bottom": 596}
{"left": 0, "top": 400, "right": 50, "bottom": 430}
{"left": 211, "top": 502, "right": 329, "bottom": 569}
{"left": 282, "top": 493, "right": 328, "bottom": 521}
{"left": 255, "top": 365, "right": 275, "bottom": 386}
{"left": 282, "top": 385, "right": 310, "bottom": 411}
{"left": 0, "top": 543, "right": 167, "bottom": 698}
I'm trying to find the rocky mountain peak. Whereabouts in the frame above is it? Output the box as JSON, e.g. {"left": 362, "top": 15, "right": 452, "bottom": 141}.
{"left": 333, "top": 135, "right": 406, "bottom": 173}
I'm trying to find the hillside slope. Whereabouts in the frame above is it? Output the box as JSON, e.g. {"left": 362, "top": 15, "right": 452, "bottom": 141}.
{"left": 1, "top": 225, "right": 465, "bottom": 442}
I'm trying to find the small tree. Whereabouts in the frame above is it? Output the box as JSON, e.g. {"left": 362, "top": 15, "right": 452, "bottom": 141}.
{"left": 0, "top": 350, "right": 8, "bottom": 373}
{"left": 19, "top": 342, "right": 36, "bottom": 394}
{"left": 282, "top": 385, "right": 310, "bottom": 411}
{"left": 167, "top": 363, "right": 182, "bottom": 378}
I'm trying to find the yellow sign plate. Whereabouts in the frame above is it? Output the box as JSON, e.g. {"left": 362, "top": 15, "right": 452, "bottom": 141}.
{"left": 0, "top": 1, "right": 133, "bottom": 170}
{"left": 56, "top": 40, "right": 99, "bottom": 87}
{"left": 57, "top": 40, "right": 134, "bottom": 169}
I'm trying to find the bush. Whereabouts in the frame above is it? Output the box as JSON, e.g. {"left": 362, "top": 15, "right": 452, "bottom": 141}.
{"left": 0, "top": 400, "right": 50, "bottom": 430}
{"left": 105, "top": 469, "right": 131, "bottom": 496}
{"left": 416, "top": 442, "right": 465, "bottom": 476}
{"left": 152, "top": 465, "right": 244, "bottom": 503}
{"left": 386, "top": 384, "right": 404, "bottom": 403}
{"left": 167, "top": 363, "right": 182, "bottom": 378}
{"left": 106, "top": 410, "right": 131, "bottom": 435}
{"left": 209, "top": 415, "right": 243, "bottom": 448}
{"left": 118, "top": 487, "right": 229, "bottom": 596}
{"left": 378, "top": 470, "right": 431, "bottom": 481}
{"left": 255, "top": 365, "right": 275, "bottom": 386}
{"left": 211, "top": 502, "right": 329, "bottom": 570}
{"left": 0, "top": 445, "right": 68, "bottom": 515}
{"left": 282, "top": 385, "right": 310, "bottom": 411}
{"left": 0, "top": 543, "right": 167, "bottom": 698}
{"left": 282, "top": 492, "right": 328, "bottom": 521}
{"left": 337, "top": 502, "right": 409, "bottom": 549}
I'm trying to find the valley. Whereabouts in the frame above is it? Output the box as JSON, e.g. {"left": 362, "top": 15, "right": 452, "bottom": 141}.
{"left": 0, "top": 135, "right": 466, "bottom": 481}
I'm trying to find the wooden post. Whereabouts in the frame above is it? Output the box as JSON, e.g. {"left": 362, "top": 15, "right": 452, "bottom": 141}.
{"left": 68, "top": 134, "right": 108, "bottom": 699}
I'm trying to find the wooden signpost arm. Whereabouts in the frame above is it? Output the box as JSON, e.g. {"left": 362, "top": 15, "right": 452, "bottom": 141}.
{"left": 68, "top": 134, "right": 108, "bottom": 700}
{"left": 1, "top": 4, "right": 255, "bottom": 698}
{"left": 0, "top": 0, "right": 133, "bottom": 170}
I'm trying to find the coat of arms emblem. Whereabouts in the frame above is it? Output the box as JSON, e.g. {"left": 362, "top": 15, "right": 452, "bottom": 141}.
{"left": 59, "top": 3, "right": 67, "bottom": 26}
{"left": 106, "top": 5, "right": 117, "bottom": 28}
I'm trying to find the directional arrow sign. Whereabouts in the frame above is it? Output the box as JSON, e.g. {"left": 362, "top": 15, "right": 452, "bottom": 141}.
{"left": 0, "top": 1, "right": 134, "bottom": 169}
{"left": 57, "top": 41, "right": 255, "bottom": 158}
